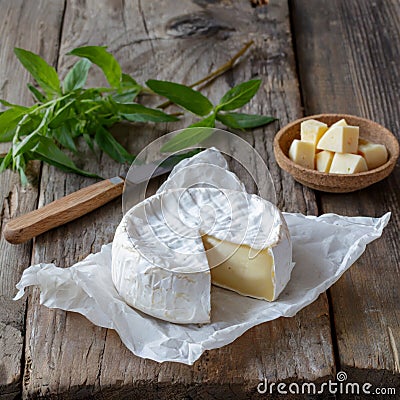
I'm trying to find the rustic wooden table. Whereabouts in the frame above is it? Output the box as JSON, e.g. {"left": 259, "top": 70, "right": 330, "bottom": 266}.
{"left": 0, "top": 0, "right": 399, "bottom": 398}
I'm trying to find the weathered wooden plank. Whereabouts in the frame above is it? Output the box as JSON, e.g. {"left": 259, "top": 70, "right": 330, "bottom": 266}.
{"left": 23, "top": 0, "right": 335, "bottom": 398}
{"left": 292, "top": 0, "right": 400, "bottom": 388}
{"left": 0, "top": 1, "right": 65, "bottom": 398}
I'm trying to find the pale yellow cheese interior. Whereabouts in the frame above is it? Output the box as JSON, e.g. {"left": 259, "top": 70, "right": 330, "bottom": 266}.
{"left": 317, "top": 125, "right": 359, "bottom": 153}
{"left": 316, "top": 150, "right": 334, "bottom": 172}
{"left": 358, "top": 140, "right": 388, "bottom": 169}
{"left": 288, "top": 139, "right": 315, "bottom": 169}
{"left": 202, "top": 235, "right": 275, "bottom": 301}
{"left": 288, "top": 118, "right": 388, "bottom": 174}
{"left": 300, "top": 119, "right": 328, "bottom": 146}
{"left": 331, "top": 118, "right": 348, "bottom": 127}
{"left": 329, "top": 153, "right": 368, "bottom": 174}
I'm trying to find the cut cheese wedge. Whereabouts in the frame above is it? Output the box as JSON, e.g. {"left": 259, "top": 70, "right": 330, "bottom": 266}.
{"left": 203, "top": 236, "right": 276, "bottom": 300}
{"left": 358, "top": 139, "right": 388, "bottom": 169}
{"left": 317, "top": 125, "right": 359, "bottom": 153}
{"left": 289, "top": 139, "right": 315, "bottom": 169}
{"left": 331, "top": 118, "right": 348, "bottom": 127}
{"left": 112, "top": 187, "right": 293, "bottom": 324}
{"left": 329, "top": 153, "right": 368, "bottom": 174}
{"left": 300, "top": 119, "right": 328, "bottom": 146}
{"left": 316, "top": 150, "right": 334, "bottom": 173}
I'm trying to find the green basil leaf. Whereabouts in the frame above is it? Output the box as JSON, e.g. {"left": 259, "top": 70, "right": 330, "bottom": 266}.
{"left": 115, "top": 102, "right": 179, "bottom": 122}
{"left": 0, "top": 149, "right": 12, "bottom": 172}
{"left": 0, "top": 99, "right": 28, "bottom": 109}
{"left": 48, "top": 100, "right": 75, "bottom": 128}
{"left": 112, "top": 89, "right": 141, "bottom": 103}
{"left": 216, "top": 112, "right": 276, "bottom": 129}
{"left": 121, "top": 73, "right": 139, "bottom": 87}
{"left": 0, "top": 107, "right": 28, "bottom": 142}
{"left": 15, "top": 114, "right": 42, "bottom": 137}
{"left": 161, "top": 127, "right": 214, "bottom": 153}
{"left": 52, "top": 124, "right": 77, "bottom": 153}
{"left": 97, "top": 115, "right": 120, "bottom": 128}
{"left": 83, "top": 132, "right": 95, "bottom": 153}
{"left": 63, "top": 59, "right": 92, "bottom": 92}
{"left": 27, "top": 84, "right": 46, "bottom": 102}
{"left": 76, "top": 87, "right": 103, "bottom": 101}
{"left": 14, "top": 48, "right": 61, "bottom": 95}
{"left": 13, "top": 132, "right": 40, "bottom": 157}
{"left": 15, "top": 155, "right": 28, "bottom": 186}
{"left": 112, "top": 73, "right": 142, "bottom": 103}
{"left": 32, "top": 136, "right": 101, "bottom": 178}
{"left": 218, "top": 79, "right": 261, "bottom": 111}
{"left": 18, "top": 167, "right": 28, "bottom": 186}
{"left": 146, "top": 80, "right": 213, "bottom": 116}
{"left": 68, "top": 119, "right": 86, "bottom": 138}
{"left": 69, "top": 46, "right": 122, "bottom": 88}
{"left": 94, "top": 126, "right": 134, "bottom": 163}
{"left": 0, "top": 125, "right": 19, "bottom": 143}
{"left": 13, "top": 108, "right": 51, "bottom": 156}
{"left": 189, "top": 113, "right": 216, "bottom": 128}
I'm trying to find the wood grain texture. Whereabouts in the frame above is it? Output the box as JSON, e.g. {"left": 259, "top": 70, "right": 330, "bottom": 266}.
{"left": 21, "top": 0, "right": 336, "bottom": 398}
{"left": 4, "top": 178, "right": 124, "bottom": 244}
{"left": 0, "top": 0, "right": 65, "bottom": 398}
{"left": 292, "top": 0, "right": 400, "bottom": 388}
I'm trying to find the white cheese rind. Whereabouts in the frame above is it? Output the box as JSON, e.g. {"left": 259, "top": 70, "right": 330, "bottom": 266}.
{"left": 157, "top": 148, "right": 246, "bottom": 194}
{"left": 268, "top": 216, "right": 293, "bottom": 300}
{"left": 112, "top": 224, "right": 211, "bottom": 324}
{"left": 112, "top": 187, "right": 293, "bottom": 324}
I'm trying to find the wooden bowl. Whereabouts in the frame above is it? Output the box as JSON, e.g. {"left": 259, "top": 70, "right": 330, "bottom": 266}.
{"left": 273, "top": 114, "right": 399, "bottom": 193}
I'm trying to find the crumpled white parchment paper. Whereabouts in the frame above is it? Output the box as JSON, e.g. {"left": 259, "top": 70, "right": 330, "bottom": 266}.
{"left": 14, "top": 149, "right": 391, "bottom": 365}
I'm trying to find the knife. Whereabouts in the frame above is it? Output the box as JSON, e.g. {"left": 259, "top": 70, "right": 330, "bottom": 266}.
{"left": 3, "top": 154, "right": 187, "bottom": 245}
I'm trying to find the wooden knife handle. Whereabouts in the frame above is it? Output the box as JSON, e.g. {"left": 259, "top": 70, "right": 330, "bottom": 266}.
{"left": 3, "top": 177, "right": 124, "bottom": 244}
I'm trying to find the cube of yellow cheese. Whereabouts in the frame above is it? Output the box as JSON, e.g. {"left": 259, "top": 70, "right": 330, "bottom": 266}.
{"left": 300, "top": 119, "right": 328, "bottom": 147}
{"left": 316, "top": 150, "right": 334, "bottom": 172}
{"left": 331, "top": 118, "right": 348, "bottom": 127}
{"left": 358, "top": 140, "right": 388, "bottom": 169}
{"left": 329, "top": 153, "right": 368, "bottom": 174}
{"left": 317, "top": 125, "right": 359, "bottom": 153}
{"left": 288, "top": 139, "right": 315, "bottom": 169}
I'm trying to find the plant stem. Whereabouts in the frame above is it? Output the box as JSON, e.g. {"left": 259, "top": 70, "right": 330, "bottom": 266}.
{"left": 157, "top": 40, "right": 255, "bottom": 110}
{"left": 169, "top": 112, "right": 184, "bottom": 117}
{"left": 191, "top": 40, "right": 254, "bottom": 89}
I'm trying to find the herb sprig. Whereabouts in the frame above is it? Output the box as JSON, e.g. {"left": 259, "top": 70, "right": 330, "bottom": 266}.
{"left": 0, "top": 44, "right": 276, "bottom": 184}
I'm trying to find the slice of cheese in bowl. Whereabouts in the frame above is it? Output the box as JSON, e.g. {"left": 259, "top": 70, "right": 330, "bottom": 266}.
{"left": 300, "top": 119, "right": 328, "bottom": 146}
{"left": 331, "top": 118, "right": 348, "bottom": 127}
{"left": 358, "top": 139, "right": 388, "bottom": 169}
{"left": 329, "top": 153, "right": 368, "bottom": 174}
{"left": 289, "top": 139, "right": 315, "bottom": 169}
{"left": 112, "top": 188, "right": 294, "bottom": 324}
{"left": 317, "top": 125, "right": 359, "bottom": 153}
{"left": 316, "top": 150, "right": 334, "bottom": 172}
